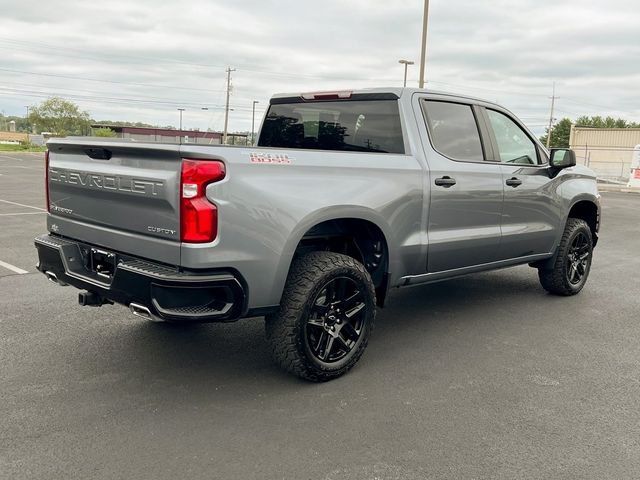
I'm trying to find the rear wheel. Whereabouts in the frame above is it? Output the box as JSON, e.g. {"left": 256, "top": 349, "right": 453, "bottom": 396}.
{"left": 538, "top": 218, "right": 593, "bottom": 296}
{"left": 265, "top": 251, "right": 376, "bottom": 382}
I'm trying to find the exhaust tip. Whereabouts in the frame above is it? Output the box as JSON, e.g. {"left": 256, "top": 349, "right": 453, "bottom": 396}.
{"left": 129, "top": 303, "right": 162, "bottom": 322}
{"left": 45, "top": 271, "right": 68, "bottom": 286}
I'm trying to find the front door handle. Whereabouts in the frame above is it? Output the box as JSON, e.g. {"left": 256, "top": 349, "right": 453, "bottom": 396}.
{"left": 506, "top": 177, "right": 523, "bottom": 187}
{"left": 434, "top": 176, "right": 456, "bottom": 188}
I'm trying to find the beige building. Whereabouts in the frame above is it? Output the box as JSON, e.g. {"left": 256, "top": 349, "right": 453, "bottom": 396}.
{"left": 0, "top": 131, "right": 29, "bottom": 143}
{"left": 569, "top": 127, "right": 640, "bottom": 181}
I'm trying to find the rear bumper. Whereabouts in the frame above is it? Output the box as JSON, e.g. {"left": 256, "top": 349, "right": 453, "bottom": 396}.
{"left": 34, "top": 234, "right": 246, "bottom": 322}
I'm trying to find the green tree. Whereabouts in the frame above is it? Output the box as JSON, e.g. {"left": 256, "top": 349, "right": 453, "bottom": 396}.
{"left": 539, "top": 118, "right": 572, "bottom": 148}
{"left": 574, "top": 115, "right": 640, "bottom": 128}
{"left": 539, "top": 115, "right": 640, "bottom": 148}
{"left": 94, "top": 120, "right": 156, "bottom": 128}
{"left": 92, "top": 127, "right": 117, "bottom": 137}
{"left": 28, "top": 97, "right": 91, "bottom": 136}
{"left": 0, "top": 114, "right": 32, "bottom": 133}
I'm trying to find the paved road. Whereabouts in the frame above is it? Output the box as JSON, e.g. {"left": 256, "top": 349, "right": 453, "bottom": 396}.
{"left": 2, "top": 152, "right": 640, "bottom": 479}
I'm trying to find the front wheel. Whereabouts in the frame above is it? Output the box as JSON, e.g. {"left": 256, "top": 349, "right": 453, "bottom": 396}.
{"left": 265, "top": 251, "right": 376, "bottom": 382}
{"left": 538, "top": 218, "right": 594, "bottom": 296}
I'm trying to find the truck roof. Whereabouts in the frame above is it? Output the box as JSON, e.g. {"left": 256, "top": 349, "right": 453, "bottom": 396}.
{"left": 270, "top": 87, "right": 500, "bottom": 107}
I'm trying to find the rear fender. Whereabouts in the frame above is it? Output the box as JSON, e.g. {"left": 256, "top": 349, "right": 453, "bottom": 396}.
{"left": 270, "top": 206, "right": 395, "bottom": 305}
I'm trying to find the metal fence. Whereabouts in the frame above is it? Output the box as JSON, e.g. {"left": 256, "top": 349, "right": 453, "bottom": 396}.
{"left": 573, "top": 146, "right": 636, "bottom": 183}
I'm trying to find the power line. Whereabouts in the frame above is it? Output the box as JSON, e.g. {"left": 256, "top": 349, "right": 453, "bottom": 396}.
{"left": 0, "top": 80, "right": 266, "bottom": 112}
{"left": 0, "top": 86, "right": 265, "bottom": 113}
{"left": 3, "top": 38, "right": 636, "bottom": 126}
{"left": 426, "top": 80, "right": 548, "bottom": 98}
{"left": 0, "top": 80, "right": 221, "bottom": 105}
{"left": 561, "top": 97, "right": 638, "bottom": 116}
{"left": 4, "top": 39, "right": 622, "bottom": 109}
{"left": 0, "top": 40, "right": 385, "bottom": 82}
{"left": 3, "top": 36, "right": 639, "bottom": 120}
{"left": 0, "top": 38, "right": 230, "bottom": 70}
{"left": 0, "top": 67, "right": 225, "bottom": 93}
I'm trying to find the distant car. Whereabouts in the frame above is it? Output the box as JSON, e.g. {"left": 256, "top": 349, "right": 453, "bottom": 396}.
{"left": 36, "top": 88, "right": 600, "bottom": 381}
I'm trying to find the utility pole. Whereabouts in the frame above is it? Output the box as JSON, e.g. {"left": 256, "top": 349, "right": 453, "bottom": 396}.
{"left": 546, "top": 82, "right": 557, "bottom": 148}
{"left": 398, "top": 60, "right": 414, "bottom": 87}
{"left": 178, "top": 108, "right": 185, "bottom": 145}
{"left": 418, "top": 0, "right": 430, "bottom": 88}
{"left": 223, "top": 67, "right": 236, "bottom": 145}
{"left": 251, "top": 100, "right": 259, "bottom": 146}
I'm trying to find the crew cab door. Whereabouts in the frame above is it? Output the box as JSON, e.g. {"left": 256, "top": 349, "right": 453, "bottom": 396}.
{"left": 481, "top": 107, "right": 562, "bottom": 259}
{"left": 416, "top": 97, "right": 504, "bottom": 272}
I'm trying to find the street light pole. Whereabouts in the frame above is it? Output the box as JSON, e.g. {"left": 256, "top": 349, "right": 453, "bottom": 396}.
{"left": 418, "top": 0, "right": 430, "bottom": 88}
{"left": 398, "top": 60, "right": 414, "bottom": 87}
{"left": 178, "top": 108, "right": 185, "bottom": 145}
{"left": 251, "top": 100, "right": 259, "bottom": 146}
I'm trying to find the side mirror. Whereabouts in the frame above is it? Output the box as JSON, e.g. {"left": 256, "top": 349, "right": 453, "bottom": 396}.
{"left": 550, "top": 148, "right": 576, "bottom": 169}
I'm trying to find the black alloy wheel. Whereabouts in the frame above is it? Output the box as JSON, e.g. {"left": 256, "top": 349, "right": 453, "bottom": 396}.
{"left": 538, "top": 218, "right": 594, "bottom": 296}
{"left": 265, "top": 251, "right": 376, "bottom": 382}
{"left": 305, "top": 277, "right": 366, "bottom": 363}
{"left": 566, "top": 231, "right": 591, "bottom": 286}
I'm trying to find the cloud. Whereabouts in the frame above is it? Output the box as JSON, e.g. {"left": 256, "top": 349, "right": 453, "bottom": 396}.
{"left": 0, "top": 0, "right": 638, "bottom": 135}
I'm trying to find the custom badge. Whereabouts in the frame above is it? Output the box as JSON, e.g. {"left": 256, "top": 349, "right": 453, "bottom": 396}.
{"left": 246, "top": 152, "right": 293, "bottom": 164}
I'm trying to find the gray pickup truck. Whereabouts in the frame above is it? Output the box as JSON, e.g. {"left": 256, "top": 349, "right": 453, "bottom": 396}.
{"left": 35, "top": 88, "right": 600, "bottom": 381}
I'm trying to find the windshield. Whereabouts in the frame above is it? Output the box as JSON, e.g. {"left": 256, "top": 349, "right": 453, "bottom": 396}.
{"left": 258, "top": 100, "right": 404, "bottom": 153}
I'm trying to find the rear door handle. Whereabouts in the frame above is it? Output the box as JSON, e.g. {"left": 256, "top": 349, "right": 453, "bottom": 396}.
{"left": 505, "top": 177, "right": 523, "bottom": 187}
{"left": 434, "top": 176, "right": 456, "bottom": 188}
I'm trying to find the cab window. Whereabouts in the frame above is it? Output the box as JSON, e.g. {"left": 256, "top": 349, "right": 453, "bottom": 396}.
{"left": 486, "top": 109, "right": 539, "bottom": 165}
{"left": 422, "top": 100, "right": 484, "bottom": 161}
{"left": 259, "top": 100, "right": 404, "bottom": 153}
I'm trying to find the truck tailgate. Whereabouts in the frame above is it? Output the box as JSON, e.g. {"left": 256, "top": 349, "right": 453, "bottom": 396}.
{"left": 46, "top": 139, "right": 182, "bottom": 265}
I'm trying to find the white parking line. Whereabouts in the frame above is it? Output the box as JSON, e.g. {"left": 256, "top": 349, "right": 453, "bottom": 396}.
{"left": 0, "top": 211, "right": 46, "bottom": 216}
{"left": 0, "top": 199, "right": 46, "bottom": 211}
{"left": 0, "top": 259, "right": 28, "bottom": 274}
{"left": 0, "top": 165, "right": 41, "bottom": 170}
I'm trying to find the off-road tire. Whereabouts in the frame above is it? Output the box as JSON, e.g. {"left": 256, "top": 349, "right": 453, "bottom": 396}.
{"left": 265, "top": 251, "right": 376, "bottom": 382}
{"left": 538, "top": 218, "right": 593, "bottom": 296}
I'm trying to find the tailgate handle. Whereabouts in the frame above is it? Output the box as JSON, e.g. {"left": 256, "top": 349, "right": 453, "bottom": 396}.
{"left": 84, "top": 148, "right": 112, "bottom": 160}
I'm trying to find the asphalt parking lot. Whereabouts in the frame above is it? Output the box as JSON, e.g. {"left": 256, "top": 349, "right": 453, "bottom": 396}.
{"left": 1, "top": 151, "right": 640, "bottom": 479}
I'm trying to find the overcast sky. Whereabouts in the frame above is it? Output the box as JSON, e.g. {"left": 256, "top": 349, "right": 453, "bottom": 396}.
{"left": 0, "top": 0, "right": 638, "bottom": 135}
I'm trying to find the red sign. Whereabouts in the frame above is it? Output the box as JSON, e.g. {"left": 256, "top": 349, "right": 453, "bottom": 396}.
{"left": 634, "top": 169, "right": 640, "bottom": 179}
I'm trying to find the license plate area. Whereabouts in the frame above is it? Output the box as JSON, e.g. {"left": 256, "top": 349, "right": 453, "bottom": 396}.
{"left": 89, "top": 248, "right": 116, "bottom": 280}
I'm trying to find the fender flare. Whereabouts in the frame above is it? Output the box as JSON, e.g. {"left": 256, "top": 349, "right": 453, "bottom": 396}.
{"left": 268, "top": 206, "right": 396, "bottom": 304}
{"left": 535, "top": 194, "right": 600, "bottom": 270}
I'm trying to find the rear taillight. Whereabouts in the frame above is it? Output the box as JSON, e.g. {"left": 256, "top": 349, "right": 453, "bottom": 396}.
{"left": 45, "top": 150, "right": 50, "bottom": 212}
{"left": 180, "top": 159, "right": 225, "bottom": 243}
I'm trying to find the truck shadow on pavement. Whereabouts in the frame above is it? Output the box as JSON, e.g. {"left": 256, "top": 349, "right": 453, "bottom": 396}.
{"left": 107, "top": 266, "right": 560, "bottom": 387}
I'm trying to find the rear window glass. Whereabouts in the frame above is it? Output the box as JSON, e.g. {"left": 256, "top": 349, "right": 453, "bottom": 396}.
{"left": 258, "top": 100, "right": 404, "bottom": 153}
{"left": 422, "top": 100, "right": 484, "bottom": 161}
